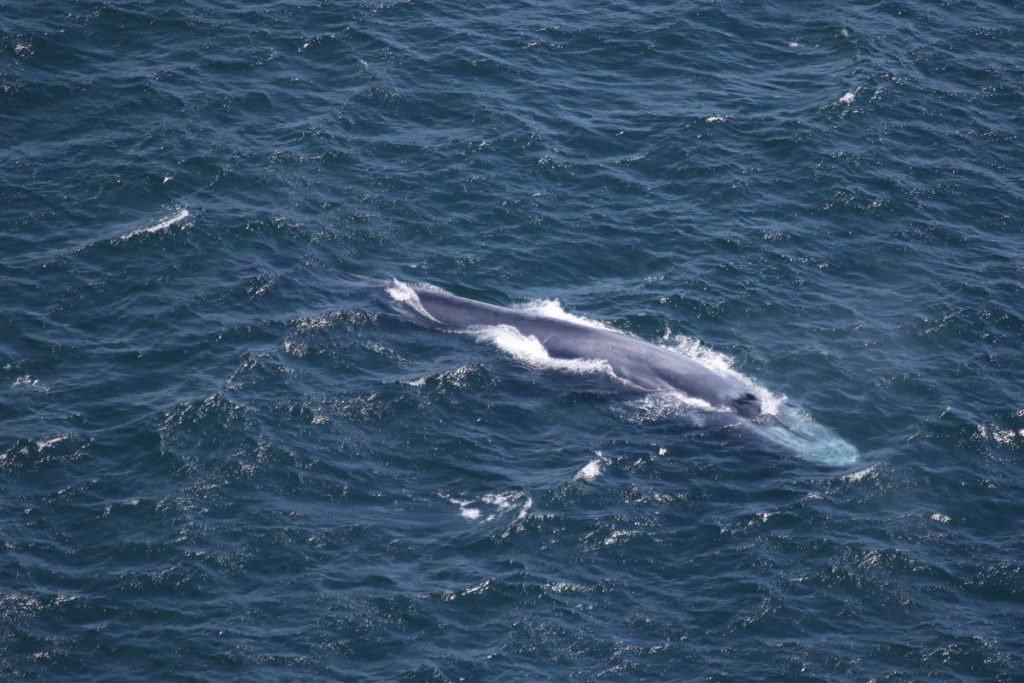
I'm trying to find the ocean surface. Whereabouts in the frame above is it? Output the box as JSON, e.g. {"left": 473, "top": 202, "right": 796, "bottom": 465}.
{"left": 2, "top": 0, "right": 1023, "bottom": 679}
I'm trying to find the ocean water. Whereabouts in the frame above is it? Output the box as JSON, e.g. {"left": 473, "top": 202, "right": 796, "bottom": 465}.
{"left": 2, "top": 0, "right": 1022, "bottom": 679}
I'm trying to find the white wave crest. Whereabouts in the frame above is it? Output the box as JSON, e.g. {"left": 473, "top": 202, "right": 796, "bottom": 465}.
{"left": 444, "top": 491, "right": 532, "bottom": 523}
{"left": 574, "top": 453, "right": 605, "bottom": 481}
{"left": 116, "top": 207, "right": 190, "bottom": 242}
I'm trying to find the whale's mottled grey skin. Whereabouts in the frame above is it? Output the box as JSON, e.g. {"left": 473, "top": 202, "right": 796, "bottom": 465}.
{"left": 409, "top": 284, "right": 762, "bottom": 418}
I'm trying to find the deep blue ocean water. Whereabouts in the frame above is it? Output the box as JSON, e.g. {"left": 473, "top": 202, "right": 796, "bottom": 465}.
{"left": 2, "top": 0, "right": 1023, "bottom": 679}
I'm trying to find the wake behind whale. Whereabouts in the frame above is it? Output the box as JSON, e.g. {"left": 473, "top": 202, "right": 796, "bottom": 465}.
{"left": 384, "top": 279, "right": 858, "bottom": 466}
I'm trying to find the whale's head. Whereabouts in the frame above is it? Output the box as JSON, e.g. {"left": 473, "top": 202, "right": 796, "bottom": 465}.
{"left": 732, "top": 392, "right": 762, "bottom": 418}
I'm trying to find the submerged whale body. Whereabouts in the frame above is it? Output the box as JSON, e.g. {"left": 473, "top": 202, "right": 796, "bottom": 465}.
{"left": 403, "top": 283, "right": 762, "bottom": 418}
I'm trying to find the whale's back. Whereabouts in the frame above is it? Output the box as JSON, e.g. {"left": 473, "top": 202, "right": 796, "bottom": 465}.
{"left": 409, "top": 285, "right": 760, "bottom": 417}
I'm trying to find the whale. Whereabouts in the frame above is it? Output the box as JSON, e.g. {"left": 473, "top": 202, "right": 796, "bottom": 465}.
{"left": 376, "top": 278, "right": 860, "bottom": 466}
{"left": 392, "top": 281, "right": 762, "bottom": 418}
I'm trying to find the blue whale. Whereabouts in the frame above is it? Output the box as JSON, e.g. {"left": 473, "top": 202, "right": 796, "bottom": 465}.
{"left": 367, "top": 278, "right": 859, "bottom": 465}
{"left": 397, "top": 282, "right": 762, "bottom": 418}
